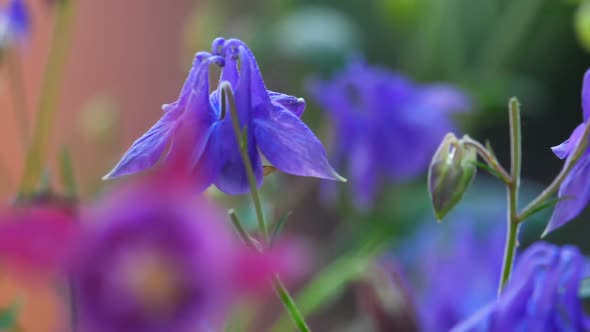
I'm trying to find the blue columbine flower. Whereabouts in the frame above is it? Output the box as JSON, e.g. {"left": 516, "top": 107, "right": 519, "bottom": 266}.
{"left": 452, "top": 242, "right": 590, "bottom": 332}
{"left": 0, "top": 0, "right": 29, "bottom": 47}
{"left": 545, "top": 69, "right": 590, "bottom": 235}
{"left": 310, "top": 60, "right": 469, "bottom": 207}
{"left": 398, "top": 212, "right": 504, "bottom": 332}
{"left": 104, "top": 38, "right": 344, "bottom": 194}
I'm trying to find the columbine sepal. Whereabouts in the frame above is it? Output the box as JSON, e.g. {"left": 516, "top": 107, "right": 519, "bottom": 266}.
{"left": 428, "top": 133, "right": 476, "bottom": 221}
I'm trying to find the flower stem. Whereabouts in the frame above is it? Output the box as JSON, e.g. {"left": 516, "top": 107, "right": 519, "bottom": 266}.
{"left": 273, "top": 277, "right": 311, "bottom": 332}
{"left": 498, "top": 97, "right": 522, "bottom": 295}
{"left": 223, "top": 83, "right": 269, "bottom": 242}
{"left": 223, "top": 83, "right": 310, "bottom": 331}
{"left": 462, "top": 137, "right": 511, "bottom": 184}
{"left": 18, "top": 0, "right": 77, "bottom": 195}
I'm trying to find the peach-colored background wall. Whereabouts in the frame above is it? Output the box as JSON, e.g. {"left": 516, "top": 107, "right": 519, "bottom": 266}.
{"left": 0, "top": 1, "right": 199, "bottom": 330}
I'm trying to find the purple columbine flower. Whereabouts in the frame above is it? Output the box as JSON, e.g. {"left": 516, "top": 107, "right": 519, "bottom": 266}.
{"left": 398, "top": 213, "right": 504, "bottom": 332}
{"left": 104, "top": 37, "right": 344, "bottom": 194}
{"left": 0, "top": 0, "right": 29, "bottom": 47}
{"left": 452, "top": 242, "right": 590, "bottom": 332}
{"left": 545, "top": 69, "right": 590, "bottom": 235}
{"left": 72, "top": 175, "right": 306, "bottom": 332}
{"left": 310, "top": 60, "right": 469, "bottom": 207}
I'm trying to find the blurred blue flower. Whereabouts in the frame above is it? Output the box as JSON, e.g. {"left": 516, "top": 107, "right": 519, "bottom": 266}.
{"left": 310, "top": 60, "right": 469, "bottom": 207}
{"left": 546, "top": 69, "right": 590, "bottom": 235}
{"left": 453, "top": 242, "right": 590, "bottom": 332}
{"left": 398, "top": 214, "right": 504, "bottom": 332}
{"left": 0, "top": 0, "right": 29, "bottom": 47}
{"left": 104, "top": 38, "right": 344, "bottom": 194}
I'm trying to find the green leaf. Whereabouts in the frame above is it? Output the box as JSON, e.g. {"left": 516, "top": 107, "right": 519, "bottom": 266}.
{"left": 521, "top": 196, "right": 566, "bottom": 222}
{"left": 270, "top": 241, "right": 384, "bottom": 332}
{"left": 0, "top": 302, "right": 21, "bottom": 329}
{"left": 270, "top": 211, "right": 292, "bottom": 247}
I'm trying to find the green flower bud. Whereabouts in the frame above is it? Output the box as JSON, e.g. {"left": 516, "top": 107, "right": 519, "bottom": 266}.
{"left": 428, "top": 133, "right": 477, "bottom": 221}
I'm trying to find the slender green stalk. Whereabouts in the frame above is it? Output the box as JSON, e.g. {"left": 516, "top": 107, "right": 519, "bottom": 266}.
{"left": 498, "top": 98, "right": 522, "bottom": 295}
{"left": 222, "top": 83, "right": 269, "bottom": 242}
{"left": 18, "top": 0, "right": 77, "bottom": 195}
{"left": 273, "top": 278, "right": 311, "bottom": 332}
{"left": 519, "top": 121, "right": 590, "bottom": 221}
{"left": 223, "top": 83, "right": 310, "bottom": 331}
{"left": 462, "top": 137, "right": 511, "bottom": 184}
{"left": 7, "top": 51, "right": 29, "bottom": 147}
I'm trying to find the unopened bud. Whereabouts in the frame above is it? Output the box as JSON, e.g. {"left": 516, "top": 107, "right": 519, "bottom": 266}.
{"left": 428, "top": 133, "right": 476, "bottom": 221}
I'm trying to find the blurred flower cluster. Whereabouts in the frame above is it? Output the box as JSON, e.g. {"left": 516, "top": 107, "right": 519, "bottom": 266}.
{"left": 310, "top": 59, "right": 470, "bottom": 207}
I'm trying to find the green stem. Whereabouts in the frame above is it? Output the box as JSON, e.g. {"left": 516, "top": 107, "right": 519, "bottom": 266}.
{"left": 18, "top": 0, "right": 77, "bottom": 195}
{"left": 462, "top": 137, "right": 511, "bottom": 184}
{"left": 223, "top": 83, "right": 310, "bottom": 331}
{"left": 498, "top": 98, "right": 522, "bottom": 295}
{"left": 223, "top": 83, "right": 269, "bottom": 242}
{"left": 273, "top": 278, "right": 311, "bottom": 332}
{"left": 519, "top": 121, "right": 590, "bottom": 221}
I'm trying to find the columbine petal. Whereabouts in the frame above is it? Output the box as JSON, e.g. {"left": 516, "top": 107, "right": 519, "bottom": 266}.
{"left": 212, "top": 120, "right": 262, "bottom": 194}
{"left": 418, "top": 84, "right": 471, "bottom": 114}
{"left": 544, "top": 152, "right": 590, "bottom": 236}
{"left": 551, "top": 123, "right": 586, "bottom": 159}
{"left": 583, "top": 69, "right": 590, "bottom": 121}
{"left": 349, "top": 140, "right": 377, "bottom": 208}
{"left": 103, "top": 108, "right": 181, "bottom": 179}
{"left": 268, "top": 91, "right": 306, "bottom": 117}
{"left": 255, "top": 105, "right": 345, "bottom": 181}
{"left": 166, "top": 58, "right": 219, "bottom": 167}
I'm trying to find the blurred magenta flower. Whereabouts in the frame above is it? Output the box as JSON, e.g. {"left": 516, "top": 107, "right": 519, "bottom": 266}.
{"left": 453, "top": 242, "right": 590, "bottom": 332}
{"left": 72, "top": 174, "right": 307, "bottom": 332}
{"left": 398, "top": 213, "right": 504, "bottom": 332}
{"left": 104, "top": 37, "right": 344, "bottom": 194}
{"left": 0, "top": 207, "right": 78, "bottom": 278}
{"left": 546, "top": 69, "right": 590, "bottom": 235}
{"left": 0, "top": 170, "right": 307, "bottom": 332}
{"left": 0, "top": 0, "right": 29, "bottom": 47}
{"left": 310, "top": 60, "right": 469, "bottom": 207}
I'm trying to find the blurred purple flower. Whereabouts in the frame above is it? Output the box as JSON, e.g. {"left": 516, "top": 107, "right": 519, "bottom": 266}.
{"left": 453, "top": 242, "right": 590, "bottom": 332}
{"left": 72, "top": 176, "right": 307, "bottom": 332}
{"left": 310, "top": 60, "right": 469, "bottom": 207}
{"left": 546, "top": 69, "right": 590, "bottom": 235}
{"left": 104, "top": 37, "right": 344, "bottom": 194}
{"left": 398, "top": 213, "right": 504, "bottom": 332}
{"left": 0, "top": 0, "right": 29, "bottom": 47}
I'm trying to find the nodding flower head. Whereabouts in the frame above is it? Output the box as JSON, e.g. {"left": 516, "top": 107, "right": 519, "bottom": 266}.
{"left": 104, "top": 37, "right": 344, "bottom": 194}
{"left": 452, "top": 242, "right": 590, "bottom": 332}
{"left": 545, "top": 68, "right": 590, "bottom": 236}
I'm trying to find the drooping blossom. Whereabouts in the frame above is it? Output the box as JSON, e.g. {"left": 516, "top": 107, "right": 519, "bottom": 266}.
{"left": 545, "top": 69, "right": 590, "bottom": 235}
{"left": 0, "top": 0, "right": 29, "bottom": 48}
{"left": 397, "top": 211, "right": 505, "bottom": 332}
{"left": 310, "top": 60, "right": 470, "bottom": 207}
{"left": 452, "top": 242, "right": 590, "bottom": 332}
{"left": 104, "top": 37, "right": 344, "bottom": 194}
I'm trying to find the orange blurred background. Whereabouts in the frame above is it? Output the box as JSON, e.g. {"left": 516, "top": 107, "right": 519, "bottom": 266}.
{"left": 0, "top": 1, "right": 198, "bottom": 330}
